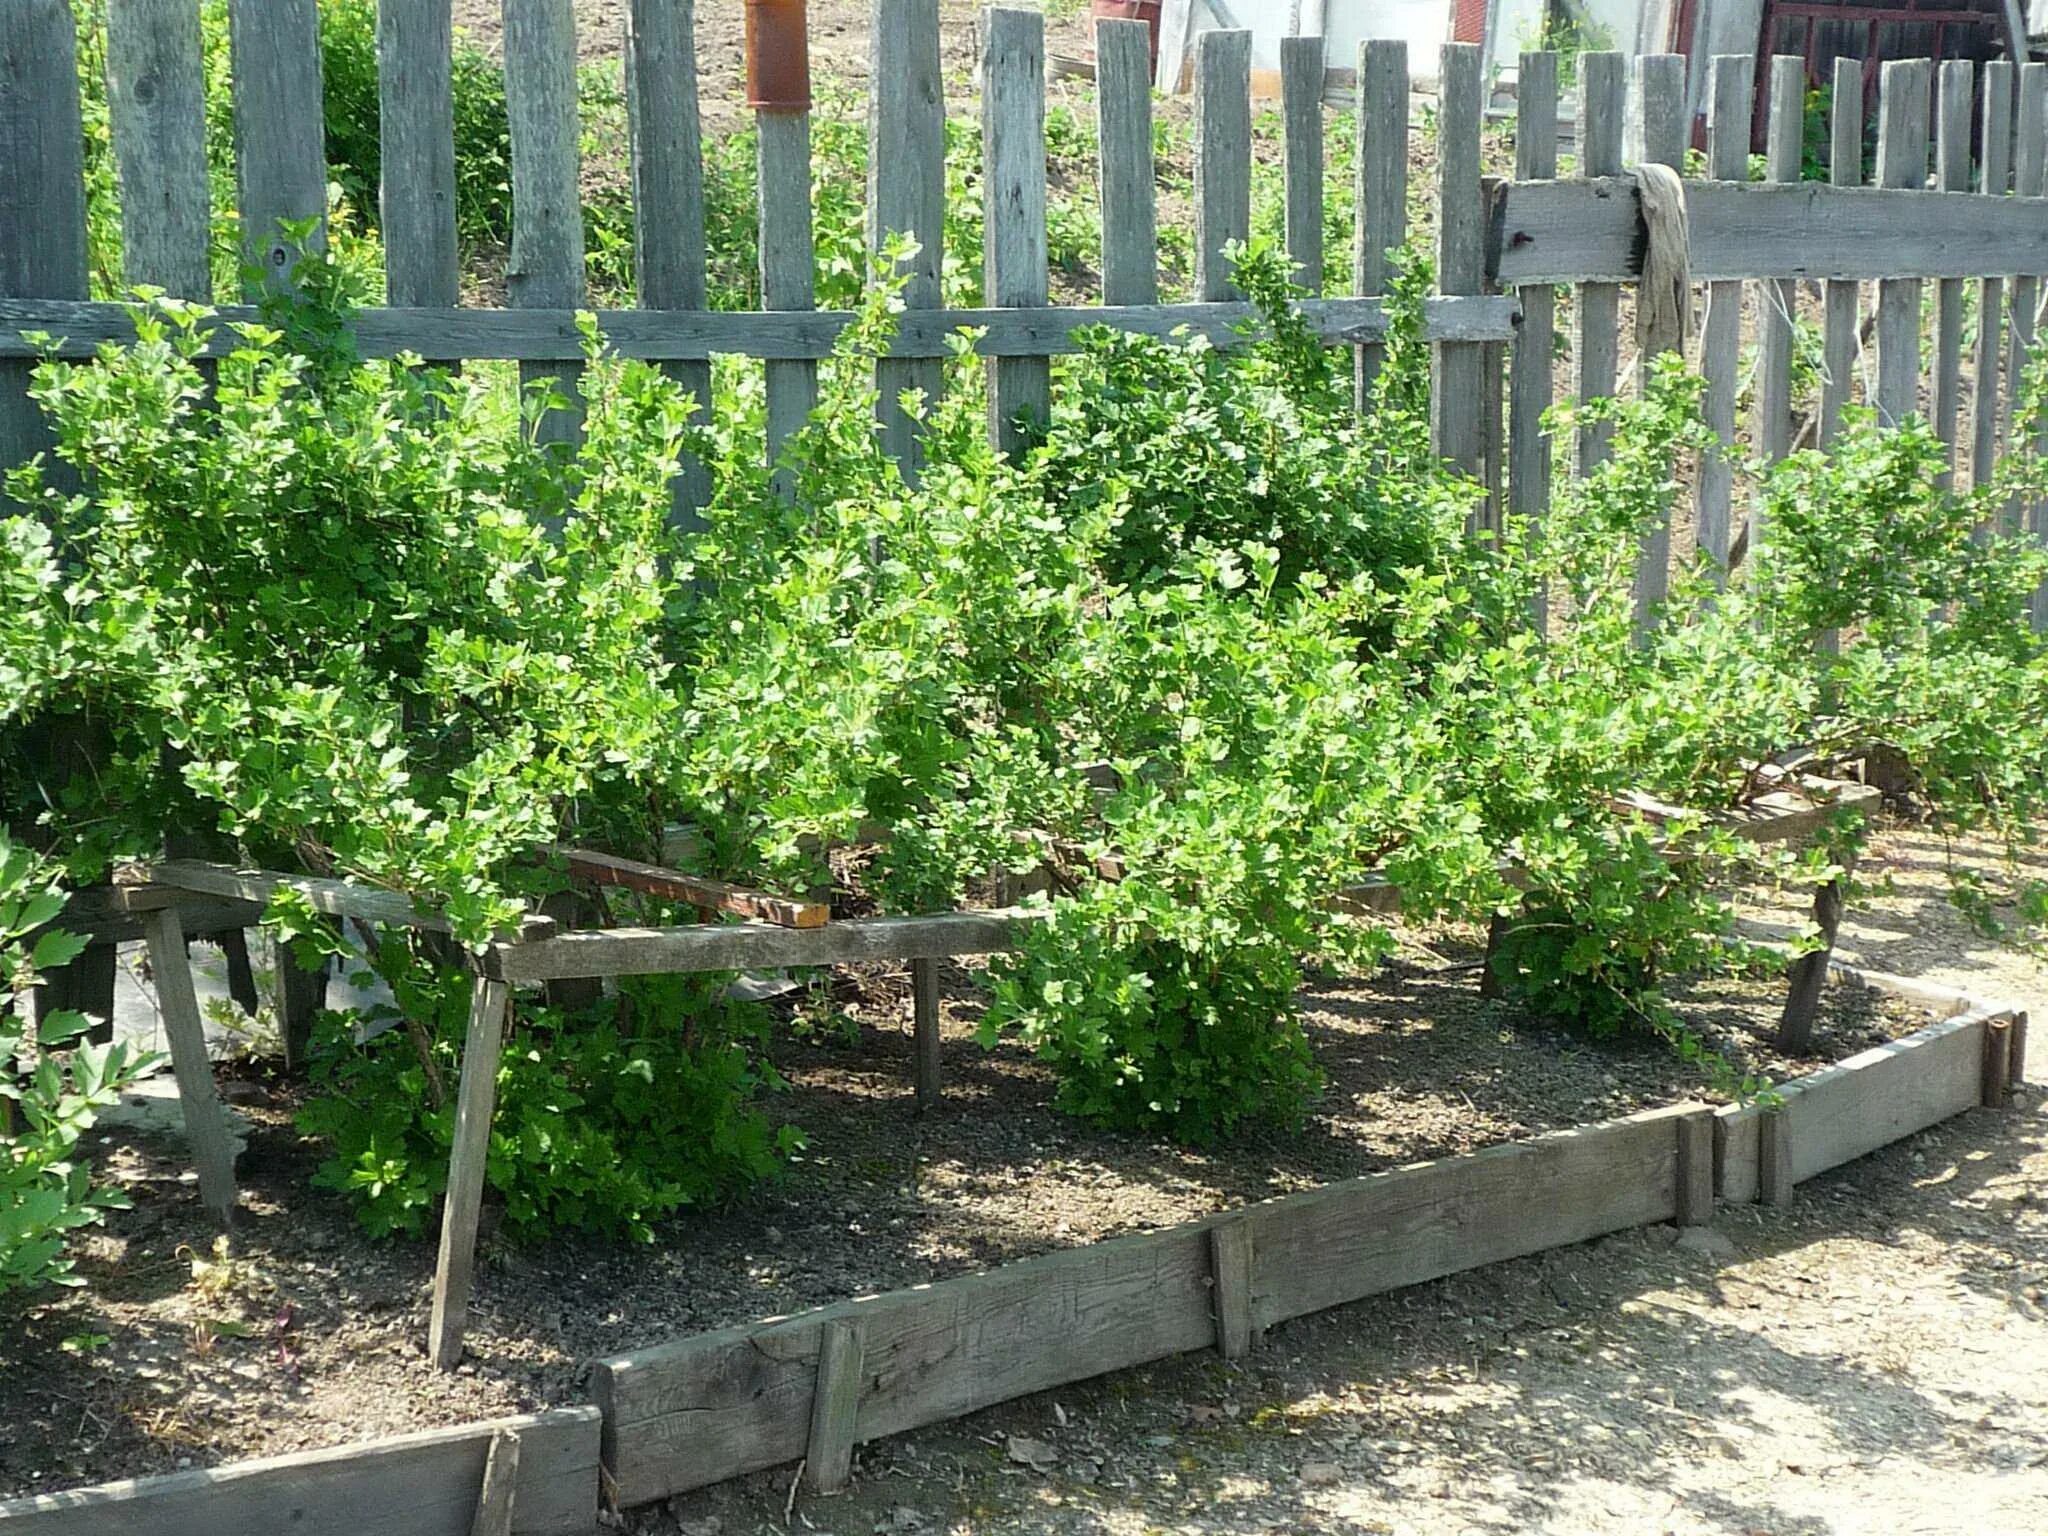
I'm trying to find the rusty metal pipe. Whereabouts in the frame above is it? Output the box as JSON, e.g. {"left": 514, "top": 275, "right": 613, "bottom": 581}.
{"left": 745, "top": 0, "right": 811, "bottom": 112}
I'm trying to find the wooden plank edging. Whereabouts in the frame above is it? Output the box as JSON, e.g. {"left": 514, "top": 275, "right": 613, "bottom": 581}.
{"left": 0, "top": 1407, "right": 601, "bottom": 1536}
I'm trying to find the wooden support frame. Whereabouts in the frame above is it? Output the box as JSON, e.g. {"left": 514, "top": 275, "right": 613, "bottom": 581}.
{"left": 135, "top": 903, "right": 240, "bottom": 1226}
{"left": 1675, "top": 1106, "right": 1715, "bottom": 1227}
{"left": 549, "top": 845, "right": 826, "bottom": 929}
{"left": 430, "top": 975, "right": 512, "bottom": 1370}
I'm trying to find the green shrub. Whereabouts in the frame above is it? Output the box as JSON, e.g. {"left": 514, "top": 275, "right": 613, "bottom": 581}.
{"left": 0, "top": 836, "right": 160, "bottom": 1294}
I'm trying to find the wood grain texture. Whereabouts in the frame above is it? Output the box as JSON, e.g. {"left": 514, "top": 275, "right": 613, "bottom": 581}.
{"left": 1932, "top": 58, "right": 1974, "bottom": 484}
{"left": 869, "top": 0, "right": 945, "bottom": 475}
{"left": 107, "top": 0, "right": 212, "bottom": 299}
{"left": 757, "top": 107, "right": 819, "bottom": 468}
{"left": 1753, "top": 55, "right": 1803, "bottom": 475}
{"left": 1433, "top": 42, "right": 1485, "bottom": 484}
{"left": 1874, "top": 60, "right": 1932, "bottom": 428}
{"left": 0, "top": 0, "right": 89, "bottom": 495}
{"left": 137, "top": 905, "right": 239, "bottom": 1226}
{"left": 0, "top": 1408, "right": 601, "bottom": 1536}
{"left": 378, "top": 0, "right": 459, "bottom": 309}
{"left": 1208, "top": 1217, "right": 1258, "bottom": 1360}
{"left": 1628, "top": 53, "right": 1686, "bottom": 630}
{"left": 802, "top": 1320, "right": 865, "bottom": 1494}
{"left": 1574, "top": 50, "right": 1624, "bottom": 474}
{"left": 1696, "top": 55, "right": 1752, "bottom": 578}
{"left": 1758, "top": 1107, "right": 1794, "bottom": 1206}
{"left": 1509, "top": 48, "right": 1558, "bottom": 625}
{"left": 1095, "top": 18, "right": 1158, "bottom": 307}
{"left": 1973, "top": 62, "right": 2013, "bottom": 498}
{"left": 1194, "top": 28, "right": 1252, "bottom": 302}
{"left": 138, "top": 858, "right": 551, "bottom": 941}
{"left": 1352, "top": 37, "right": 1408, "bottom": 406}
{"left": 429, "top": 976, "right": 511, "bottom": 1369}
{"left": 0, "top": 293, "right": 1517, "bottom": 360}
{"left": 912, "top": 955, "right": 942, "bottom": 1107}
{"left": 2014, "top": 66, "right": 2047, "bottom": 597}
{"left": 1786, "top": 1009, "right": 1991, "bottom": 1182}
{"left": 468, "top": 1430, "right": 520, "bottom": 1536}
{"left": 485, "top": 909, "right": 1039, "bottom": 983}
{"left": 1675, "top": 1108, "right": 1715, "bottom": 1227}
{"left": 503, "top": 0, "right": 585, "bottom": 448}
{"left": 1280, "top": 34, "right": 1325, "bottom": 294}
{"left": 228, "top": 0, "right": 327, "bottom": 293}
{"left": 625, "top": 0, "right": 711, "bottom": 522}
{"left": 1821, "top": 55, "right": 1864, "bottom": 446}
{"left": 982, "top": 6, "right": 1050, "bottom": 454}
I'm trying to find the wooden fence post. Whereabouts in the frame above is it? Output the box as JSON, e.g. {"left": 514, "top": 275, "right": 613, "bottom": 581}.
{"left": 1627, "top": 52, "right": 1687, "bottom": 630}
{"left": 1279, "top": 34, "right": 1324, "bottom": 295}
{"left": 229, "top": 0, "right": 327, "bottom": 293}
{"left": 1820, "top": 56, "right": 1865, "bottom": 448}
{"left": 1435, "top": 41, "right": 1485, "bottom": 501}
{"left": 1510, "top": 49, "right": 1557, "bottom": 625}
{"left": 1675, "top": 1107, "right": 1714, "bottom": 1228}
{"left": 627, "top": 0, "right": 712, "bottom": 526}
{"left": 503, "top": 0, "right": 585, "bottom": 451}
{"left": 803, "top": 1319, "right": 865, "bottom": 1493}
{"left": 1984, "top": 1017, "right": 2013, "bottom": 1109}
{"left": 1352, "top": 38, "right": 1407, "bottom": 410}
{"left": 1932, "top": 58, "right": 1974, "bottom": 487}
{"left": 911, "top": 955, "right": 941, "bottom": 1108}
{"left": 756, "top": 19, "right": 818, "bottom": 479}
{"left": 109, "top": 0, "right": 213, "bottom": 302}
{"left": 1095, "top": 18, "right": 1157, "bottom": 308}
{"left": 378, "top": 0, "right": 458, "bottom": 314}
{"left": 1972, "top": 61, "right": 2014, "bottom": 506}
{"left": 982, "top": 6, "right": 1050, "bottom": 455}
{"left": 1874, "top": 59, "right": 1932, "bottom": 430}
{"left": 1193, "top": 27, "right": 1251, "bottom": 303}
{"left": 869, "top": 0, "right": 944, "bottom": 479}
{"left": 1209, "top": 1216, "right": 1259, "bottom": 1359}
{"left": 1574, "top": 51, "right": 1624, "bottom": 474}
{"left": 1753, "top": 55, "right": 1803, "bottom": 480}
{"left": 1696, "top": 54, "right": 1752, "bottom": 580}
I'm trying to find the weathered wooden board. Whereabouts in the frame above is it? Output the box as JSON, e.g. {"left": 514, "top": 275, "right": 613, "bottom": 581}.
{"left": 551, "top": 845, "right": 827, "bottom": 929}
{"left": 1095, "top": 19, "right": 1158, "bottom": 307}
{"left": 0, "top": 1407, "right": 601, "bottom": 1536}
{"left": 1493, "top": 180, "right": 2048, "bottom": 286}
{"left": 0, "top": 292, "right": 1518, "bottom": 361}
{"left": 485, "top": 908, "right": 1037, "bottom": 982}
{"left": 596, "top": 1103, "right": 1695, "bottom": 1506}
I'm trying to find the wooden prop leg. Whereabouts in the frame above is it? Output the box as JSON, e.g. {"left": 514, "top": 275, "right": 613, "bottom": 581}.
{"left": 138, "top": 906, "right": 239, "bottom": 1226}
{"left": 267, "top": 927, "right": 331, "bottom": 1072}
{"left": 31, "top": 942, "right": 118, "bottom": 1046}
{"left": 911, "top": 957, "right": 942, "bottom": 1109}
{"left": 430, "top": 974, "right": 511, "bottom": 1370}
{"left": 218, "top": 928, "right": 260, "bottom": 1014}
{"left": 1778, "top": 853, "right": 1858, "bottom": 1054}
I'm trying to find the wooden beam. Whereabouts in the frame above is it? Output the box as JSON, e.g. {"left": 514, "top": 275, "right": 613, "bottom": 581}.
{"left": 549, "top": 846, "right": 826, "bottom": 929}
{"left": 429, "top": 976, "right": 511, "bottom": 1370}
{"left": 0, "top": 1408, "right": 600, "bottom": 1536}
{"left": 136, "top": 904, "right": 240, "bottom": 1227}
{"left": 134, "top": 859, "right": 556, "bottom": 941}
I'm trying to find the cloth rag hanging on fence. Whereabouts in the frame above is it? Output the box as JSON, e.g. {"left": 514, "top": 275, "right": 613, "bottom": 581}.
{"left": 1632, "top": 162, "right": 1691, "bottom": 358}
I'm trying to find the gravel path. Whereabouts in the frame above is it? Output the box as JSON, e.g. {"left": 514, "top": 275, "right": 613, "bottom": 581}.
{"left": 654, "top": 824, "right": 2048, "bottom": 1535}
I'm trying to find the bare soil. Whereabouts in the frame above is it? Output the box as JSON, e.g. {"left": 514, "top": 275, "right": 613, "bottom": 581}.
{"left": 0, "top": 818, "right": 1958, "bottom": 1502}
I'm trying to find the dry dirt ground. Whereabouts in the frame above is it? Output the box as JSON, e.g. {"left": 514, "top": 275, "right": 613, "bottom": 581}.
{"left": 649, "top": 824, "right": 2048, "bottom": 1536}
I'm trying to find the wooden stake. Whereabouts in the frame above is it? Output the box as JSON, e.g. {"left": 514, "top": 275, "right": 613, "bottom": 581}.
{"left": 1758, "top": 1108, "right": 1795, "bottom": 1207}
{"left": 803, "top": 1319, "right": 865, "bottom": 1494}
{"left": 430, "top": 974, "right": 512, "bottom": 1369}
{"left": 138, "top": 905, "right": 239, "bottom": 1226}
{"left": 2010, "top": 1010, "right": 2029, "bottom": 1087}
{"left": 469, "top": 1428, "right": 521, "bottom": 1536}
{"left": 1675, "top": 1107, "right": 1714, "bottom": 1228}
{"left": 911, "top": 956, "right": 942, "bottom": 1108}
{"left": 1984, "top": 1017, "right": 2013, "bottom": 1109}
{"left": 1209, "top": 1216, "right": 1259, "bottom": 1360}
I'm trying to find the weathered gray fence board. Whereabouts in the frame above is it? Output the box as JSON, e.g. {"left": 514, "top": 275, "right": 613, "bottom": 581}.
{"left": 982, "top": 6, "right": 1050, "bottom": 454}
{"left": 377, "top": 0, "right": 458, "bottom": 310}
{"left": 2013, "top": 66, "right": 2047, "bottom": 583}
{"left": 1280, "top": 34, "right": 1324, "bottom": 294}
{"left": 1696, "top": 55, "right": 1752, "bottom": 576}
{"left": 1821, "top": 55, "right": 1864, "bottom": 446}
{"left": 1352, "top": 38, "right": 1407, "bottom": 407}
{"left": 1875, "top": 60, "right": 1932, "bottom": 428}
{"left": 1628, "top": 53, "right": 1687, "bottom": 627}
{"left": 1494, "top": 179, "right": 2048, "bottom": 287}
{"left": 758, "top": 107, "right": 818, "bottom": 467}
{"left": 107, "top": 0, "right": 212, "bottom": 300}
{"left": 228, "top": 0, "right": 327, "bottom": 293}
{"left": 0, "top": 1408, "right": 602, "bottom": 1536}
{"left": 1194, "top": 28, "right": 1252, "bottom": 302}
{"left": 503, "top": 0, "right": 585, "bottom": 448}
{"left": 0, "top": 293, "right": 1518, "bottom": 361}
{"left": 1933, "top": 58, "right": 1974, "bottom": 484}
{"left": 625, "top": 0, "right": 711, "bottom": 522}
{"left": 1575, "top": 50, "right": 1625, "bottom": 474}
{"left": 1973, "top": 62, "right": 2014, "bottom": 497}
{"left": 869, "top": 0, "right": 945, "bottom": 475}
{"left": 1095, "top": 18, "right": 1158, "bottom": 307}
{"left": 1753, "top": 56, "right": 1803, "bottom": 473}
{"left": 0, "top": 0, "right": 89, "bottom": 494}
{"left": 1509, "top": 47, "right": 1557, "bottom": 624}
{"left": 1433, "top": 42, "right": 1485, "bottom": 487}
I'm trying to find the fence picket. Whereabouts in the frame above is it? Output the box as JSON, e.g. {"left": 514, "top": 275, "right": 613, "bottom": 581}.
{"left": 1972, "top": 61, "right": 2013, "bottom": 503}
{"left": 1575, "top": 51, "right": 1624, "bottom": 474}
{"left": 504, "top": 0, "right": 585, "bottom": 450}
{"left": 1697, "top": 55, "right": 1752, "bottom": 580}
{"left": 869, "top": 0, "right": 945, "bottom": 477}
{"left": 983, "top": 6, "right": 1050, "bottom": 456}
{"left": 626, "top": 0, "right": 712, "bottom": 525}
{"left": 1352, "top": 38, "right": 1407, "bottom": 410}
{"left": 1434, "top": 42, "right": 1484, "bottom": 500}
{"left": 107, "top": 0, "right": 211, "bottom": 301}
{"left": 1095, "top": 19, "right": 1157, "bottom": 307}
{"left": 1932, "top": 59, "right": 1974, "bottom": 486}
{"left": 1194, "top": 28, "right": 1252, "bottom": 303}
{"left": 757, "top": 107, "right": 817, "bottom": 471}
{"left": 1754, "top": 55, "right": 1803, "bottom": 471}
{"left": 1628, "top": 53, "right": 1687, "bottom": 627}
{"left": 1875, "top": 60, "right": 1932, "bottom": 429}
{"left": 2018, "top": 66, "right": 2048, "bottom": 623}
{"left": 1280, "top": 34, "right": 1324, "bottom": 295}
{"left": 1509, "top": 48, "right": 1557, "bottom": 625}
{"left": 378, "top": 0, "right": 458, "bottom": 312}
{"left": 229, "top": 0, "right": 327, "bottom": 295}
{"left": 1821, "top": 55, "right": 1863, "bottom": 446}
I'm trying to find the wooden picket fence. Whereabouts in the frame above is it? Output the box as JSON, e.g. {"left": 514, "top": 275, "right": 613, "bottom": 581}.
{"left": 3, "top": 2, "right": 2044, "bottom": 604}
